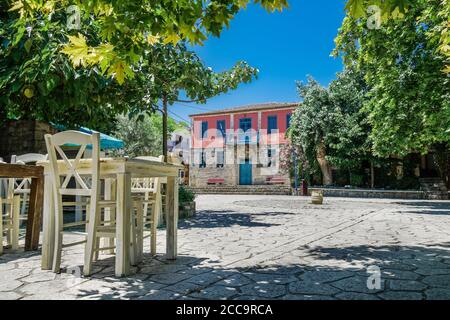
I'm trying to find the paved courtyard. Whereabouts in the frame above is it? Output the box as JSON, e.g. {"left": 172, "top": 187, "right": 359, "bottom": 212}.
{"left": 1, "top": 195, "right": 450, "bottom": 300}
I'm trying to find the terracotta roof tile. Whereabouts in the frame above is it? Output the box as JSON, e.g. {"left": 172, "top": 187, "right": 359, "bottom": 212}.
{"left": 189, "top": 102, "right": 299, "bottom": 117}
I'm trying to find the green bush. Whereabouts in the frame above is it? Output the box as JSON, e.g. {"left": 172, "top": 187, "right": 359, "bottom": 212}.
{"left": 392, "top": 176, "right": 420, "bottom": 190}
{"left": 350, "top": 174, "right": 364, "bottom": 187}
{"left": 179, "top": 185, "right": 196, "bottom": 203}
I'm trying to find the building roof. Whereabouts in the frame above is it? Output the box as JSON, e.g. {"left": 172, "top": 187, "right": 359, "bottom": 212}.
{"left": 189, "top": 102, "right": 299, "bottom": 117}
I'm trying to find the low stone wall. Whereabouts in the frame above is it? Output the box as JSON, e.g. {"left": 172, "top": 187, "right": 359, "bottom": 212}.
{"left": 0, "top": 120, "right": 57, "bottom": 161}
{"left": 189, "top": 164, "right": 290, "bottom": 187}
{"left": 309, "top": 187, "right": 425, "bottom": 200}
{"left": 190, "top": 165, "right": 237, "bottom": 187}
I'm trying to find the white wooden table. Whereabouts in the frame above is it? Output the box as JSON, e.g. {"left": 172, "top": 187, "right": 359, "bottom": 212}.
{"left": 38, "top": 157, "right": 182, "bottom": 277}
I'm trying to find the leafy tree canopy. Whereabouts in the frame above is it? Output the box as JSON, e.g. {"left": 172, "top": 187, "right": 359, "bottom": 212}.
{"left": 336, "top": 0, "right": 450, "bottom": 156}
{"left": 0, "top": 1, "right": 126, "bottom": 131}
{"left": 289, "top": 69, "right": 372, "bottom": 185}
{"left": 6, "top": 0, "right": 288, "bottom": 84}
{"left": 112, "top": 113, "right": 185, "bottom": 158}
{"left": 126, "top": 42, "right": 258, "bottom": 117}
{"left": 1, "top": 2, "right": 260, "bottom": 131}
{"left": 344, "top": 0, "right": 449, "bottom": 72}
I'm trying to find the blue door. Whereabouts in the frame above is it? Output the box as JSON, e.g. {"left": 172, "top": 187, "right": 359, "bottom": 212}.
{"left": 239, "top": 160, "right": 252, "bottom": 185}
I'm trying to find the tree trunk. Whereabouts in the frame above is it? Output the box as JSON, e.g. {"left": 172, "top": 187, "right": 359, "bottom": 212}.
{"left": 162, "top": 95, "right": 168, "bottom": 162}
{"left": 316, "top": 141, "right": 333, "bottom": 186}
{"left": 370, "top": 161, "right": 375, "bottom": 188}
{"left": 433, "top": 144, "right": 448, "bottom": 183}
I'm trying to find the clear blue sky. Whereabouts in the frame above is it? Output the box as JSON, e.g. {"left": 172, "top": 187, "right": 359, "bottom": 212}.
{"left": 170, "top": 0, "right": 347, "bottom": 123}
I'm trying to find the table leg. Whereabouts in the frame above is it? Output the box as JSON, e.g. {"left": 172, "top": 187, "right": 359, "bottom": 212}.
{"left": 11, "top": 196, "right": 20, "bottom": 250}
{"left": 41, "top": 175, "right": 54, "bottom": 270}
{"left": 165, "top": 177, "right": 178, "bottom": 260}
{"left": 25, "top": 176, "right": 44, "bottom": 251}
{"left": 115, "top": 173, "right": 131, "bottom": 277}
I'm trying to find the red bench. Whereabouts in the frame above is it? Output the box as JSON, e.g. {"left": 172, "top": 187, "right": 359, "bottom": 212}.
{"left": 207, "top": 178, "right": 225, "bottom": 185}
{"left": 266, "top": 176, "right": 285, "bottom": 185}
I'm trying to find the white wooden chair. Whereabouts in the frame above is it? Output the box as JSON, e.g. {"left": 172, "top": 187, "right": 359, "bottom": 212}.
{"left": 8, "top": 153, "right": 48, "bottom": 223}
{"left": 1, "top": 155, "right": 46, "bottom": 254}
{"left": 0, "top": 195, "right": 20, "bottom": 255}
{"left": 135, "top": 153, "right": 181, "bottom": 221}
{"left": 0, "top": 158, "right": 18, "bottom": 254}
{"left": 135, "top": 155, "right": 166, "bottom": 223}
{"left": 44, "top": 131, "right": 141, "bottom": 275}
{"left": 131, "top": 177, "right": 162, "bottom": 258}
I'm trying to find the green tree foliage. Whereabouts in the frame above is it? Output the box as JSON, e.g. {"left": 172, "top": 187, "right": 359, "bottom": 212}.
{"left": 112, "top": 113, "right": 186, "bottom": 158}
{"left": 344, "top": 0, "right": 449, "bottom": 72}
{"left": 125, "top": 43, "right": 258, "bottom": 116}
{"left": 119, "top": 42, "right": 258, "bottom": 159}
{"left": 289, "top": 69, "right": 373, "bottom": 185}
{"left": 6, "top": 0, "right": 288, "bottom": 84}
{"left": 0, "top": 1, "right": 126, "bottom": 131}
{"left": 336, "top": 0, "right": 450, "bottom": 156}
{"left": 1, "top": 1, "right": 261, "bottom": 132}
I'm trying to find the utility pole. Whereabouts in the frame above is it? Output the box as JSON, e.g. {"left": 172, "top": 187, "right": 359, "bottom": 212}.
{"left": 162, "top": 95, "right": 168, "bottom": 162}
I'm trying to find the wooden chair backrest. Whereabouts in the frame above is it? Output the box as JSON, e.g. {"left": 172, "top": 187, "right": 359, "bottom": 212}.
{"left": 12, "top": 153, "right": 48, "bottom": 165}
{"left": 9, "top": 153, "right": 48, "bottom": 194}
{"left": 45, "top": 131, "right": 100, "bottom": 197}
{"left": 131, "top": 178, "right": 158, "bottom": 193}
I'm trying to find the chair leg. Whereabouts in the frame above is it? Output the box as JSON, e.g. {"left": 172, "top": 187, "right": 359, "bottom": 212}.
{"left": 87, "top": 204, "right": 100, "bottom": 262}
{"left": 52, "top": 201, "right": 64, "bottom": 273}
{"left": 84, "top": 203, "right": 99, "bottom": 276}
{"left": 11, "top": 196, "right": 20, "bottom": 251}
{"left": 85, "top": 204, "right": 90, "bottom": 233}
{"left": 103, "top": 179, "right": 116, "bottom": 255}
{"left": 150, "top": 198, "right": 160, "bottom": 256}
{"left": 93, "top": 207, "right": 102, "bottom": 262}
{"left": 5, "top": 199, "right": 12, "bottom": 246}
{"left": 129, "top": 207, "right": 137, "bottom": 266}
{"left": 107, "top": 207, "right": 116, "bottom": 254}
{"left": 0, "top": 198, "right": 3, "bottom": 255}
{"left": 136, "top": 203, "right": 143, "bottom": 264}
{"left": 20, "top": 193, "right": 28, "bottom": 223}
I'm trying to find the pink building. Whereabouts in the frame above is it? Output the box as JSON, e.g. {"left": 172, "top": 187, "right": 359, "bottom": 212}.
{"left": 189, "top": 102, "right": 297, "bottom": 187}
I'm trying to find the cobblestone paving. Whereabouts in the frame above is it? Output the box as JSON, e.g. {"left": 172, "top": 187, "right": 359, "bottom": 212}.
{"left": 1, "top": 195, "right": 450, "bottom": 300}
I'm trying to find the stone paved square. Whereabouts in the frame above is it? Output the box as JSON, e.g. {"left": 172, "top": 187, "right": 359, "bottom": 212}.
{"left": 1, "top": 195, "right": 450, "bottom": 300}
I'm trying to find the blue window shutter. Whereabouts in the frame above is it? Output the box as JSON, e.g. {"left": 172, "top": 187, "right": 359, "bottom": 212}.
{"left": 201, "top": 121, "right": 208, "bottom": 139}
{"left": 268, "top": 116, "right": 277, "bottom": 134}
{"left": 286, "top": 114, "right": 292, "bottom": 128}
{"left": 239, "top": 118, "right": 252, "bottom": 143}
{"left": 217, "top": 120, "right": 226, "bottom": 138}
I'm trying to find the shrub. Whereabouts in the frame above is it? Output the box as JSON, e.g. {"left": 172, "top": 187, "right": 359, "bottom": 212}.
{"left": 179, "top": 185, "right": 196, "bottom": 203}
{"left": 392, "top": 176, "right": 420, "bottom": 190}
{"left": 350, "top": 174, "right": 364, "bottom": 187}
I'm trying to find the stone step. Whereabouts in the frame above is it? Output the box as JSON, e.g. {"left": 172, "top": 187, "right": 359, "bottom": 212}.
{"left": 424, "top": 191, "right": 449, "bottom": 200}
{"left": 419, "top": 178, "right": 449, "bottom": 200}
{"left": 419, "top": 177, "right": 445, "bottom": 182}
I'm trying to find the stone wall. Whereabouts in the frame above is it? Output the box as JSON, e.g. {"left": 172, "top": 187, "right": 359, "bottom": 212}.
{"left": 189, "top": 154, "right": 290, "bottom": 187}
{"left": 309, "top": 187, "right": 425, "bottom": 200}
{"left": 0, "top": 120, "right": 57, "bottom": 161}
{"left": 190, "top": 165, "right": 237, "bottom": 187}
{"left": 190, "top": 140, "right": 290, "bottom": 187}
